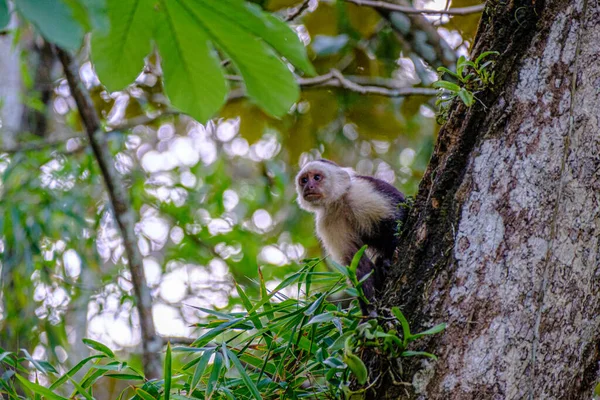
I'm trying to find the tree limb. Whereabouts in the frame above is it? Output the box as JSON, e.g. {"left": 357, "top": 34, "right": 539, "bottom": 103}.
{"left": 0, "top": 71, "right": 437, "bottom": 154}
{"left": 56, "top": 47, "right": 163, "bottom": 380}
{"left": 228, "top": 69, "right": 437, "bottom": 100}
{"left": 345, "top": 0, "right": 486, "bottom": 15}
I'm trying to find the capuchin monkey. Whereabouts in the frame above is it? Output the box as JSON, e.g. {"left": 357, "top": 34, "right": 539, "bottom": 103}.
{"left": 295, "top": 159, "right": 406, "bottom": 310}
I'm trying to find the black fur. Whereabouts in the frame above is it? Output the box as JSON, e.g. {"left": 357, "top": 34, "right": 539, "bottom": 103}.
{"left": 354, "top": 175, "right": 406, "bottom": 297}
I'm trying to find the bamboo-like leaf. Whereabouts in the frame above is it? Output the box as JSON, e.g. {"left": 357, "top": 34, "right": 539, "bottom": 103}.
{"left": 135, "top": 388, "right": 157, "bottom": 400}
{"left": 15, "top": 375, "right": 69, "bottom": 400}
{"left": 164, "top": 342, "right": 172, "bottom": 400}
{"left": 205, "top": 353, "right": 223, "bottom": 398}
{"left": 225, "top": 348, "right": 262, "bottom": 400}
{"left": 67, "top": 377, "right": 94, "bottom": 400}
{"left": 82, "top": 338, "right": 115, "bottom": 358}
{"left": 190, "top": 350, "right": 214, "bottom": 393}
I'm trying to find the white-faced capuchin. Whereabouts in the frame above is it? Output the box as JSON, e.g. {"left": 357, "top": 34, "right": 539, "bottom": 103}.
{"left": 295, "top": 158, "right": 407, "bottom": 308}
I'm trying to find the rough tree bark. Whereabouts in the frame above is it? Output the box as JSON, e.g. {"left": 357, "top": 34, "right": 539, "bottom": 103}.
{"left": 374, "top": 1, "right": 600, "bottom": 399}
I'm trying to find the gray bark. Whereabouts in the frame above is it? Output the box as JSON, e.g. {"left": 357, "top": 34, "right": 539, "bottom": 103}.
{"left": 377, "top": 1, "right": 600, "bottom": 399}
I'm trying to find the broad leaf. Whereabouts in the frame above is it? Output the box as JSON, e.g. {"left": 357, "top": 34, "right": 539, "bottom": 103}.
{"left": 155, "top": 0, "right": 228, "bottom": 122}
{"left": 91, "top": 0, "right": 156, "bottom": 91}
{"left": 0, "top": 0, "right": 9, "bottom": 30}
{"left": 16, "top": 0, "right": 84, "bottom": 51}
{"left": 179, "top": 0, "right": 299, "bottom": 117}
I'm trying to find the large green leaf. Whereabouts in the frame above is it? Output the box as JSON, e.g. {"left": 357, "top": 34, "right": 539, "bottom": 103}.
{"left": 0, "top": 0, "right": 9, "bottom": 30}
{"left": 16, "top": 0, "right": 84, "bottom": 51}
{"left": 177, "top": 0, "right": 300, "bottom": 118}
{"left": 209, "top": 0, "right": 315, "bottom": 75}
{"left": 91, "top": 0, "right": 156, "bottom": 91}
{"left": 155, "top": 0, "right": 228, "bottom": 122}
{"left": 91, "top": 0, "right": 313, "bottom": 121}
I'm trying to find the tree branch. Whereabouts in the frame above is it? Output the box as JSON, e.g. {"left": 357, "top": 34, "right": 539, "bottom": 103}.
{"left": 56, "top": 48, "right": 163, "bottom": 380}
{"left": 0, "top": 70, "right": 437, "bottom": 154}
{"left": 228, "top": 70, "right": 437, "bottom": 100}
{"left": 345, "top": 0, "right": 486, "bottom": 15}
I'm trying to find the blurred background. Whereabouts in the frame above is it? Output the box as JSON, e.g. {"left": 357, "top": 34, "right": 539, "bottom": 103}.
{"left": 0, "top": 0, "right": 480, "bottom": 379}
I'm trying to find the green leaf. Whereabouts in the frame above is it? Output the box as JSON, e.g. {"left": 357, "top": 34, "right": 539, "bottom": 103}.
{"left": 91, "top": 0, "right": 156, "bottom": 91}
{"left": 155, "top": 0, "right": 227, "bottom": 123}
{"left": 0, "top": 0, "right": 9, "bottom": 30}
{"left": 306, "top": 312, "right": 335, "bottom": 325}
{"left": 215, "top": 0, "right": 314, "bottom": 75}
{"left": 49, "top": 355, "right": 105, "bottom": 390}
{"left": 191, "top": 317, "right": 245, "bottom": 348}
{"left": 178, "top": 0, "right": 299, "bottom": 118}
{"left": 457, "top": 88, "right": 475, "bottom": 106}
{"left": 82, "top": 338, "right": 115, "bottom": 358}
{"left": 411, "top": 323, "right": 447, "bottom": 340}
{"left": 20, "top": 349, "right": 56, "bottom": 374}
{"left": 63, "top": 0, "right": 108, "bottom": 33}
{"left": 190, "top": 350, "right": 214, "bottom": 392}
{"left": 16, "top": 0, "right": 84, "bottom": 51}
{"left": 164, "top": 342, "right": 172, "bottom": 400}
{"left": 343, "top": 353, "right": 367, "bottom": 385}
{"left": 206, "top": 353, "right": 223, "bottom": 398}
{"left": 391, "top": 307, "right": 412, "bottom": 346}
{"left": 401, "top": 350, "right": 438, "bottom": 360}
{"left": 67, "top": 377, "right": 94, "bottom": 400}
{"left": 225, "top": 348, "right": 262, "bottom": 400}
{"left": 432, "top": 80, "right": 461, "bottom": 92}
{"left": 104, "top": 373, "right": 145, "bottom": 380}
{"left": 15, "top": 374, "right": 69, "bottom": 400}
{"left": 135, "top": 388, "right": 157, "bottom": 400}
{"left": 475, "top": 50, "right": 499, "bottom": 65}
{"left": 349, "top": 245, "right": 367, "bottom": 276}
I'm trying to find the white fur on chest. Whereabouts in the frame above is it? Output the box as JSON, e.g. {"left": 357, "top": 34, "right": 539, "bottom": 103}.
{"left": 314, "top": 179, "right": 394, "bottom": 264}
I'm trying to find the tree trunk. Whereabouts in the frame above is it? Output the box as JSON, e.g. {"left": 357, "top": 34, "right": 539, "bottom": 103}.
{"left": 376, "top": 0, "right": 600, "bottom": 398}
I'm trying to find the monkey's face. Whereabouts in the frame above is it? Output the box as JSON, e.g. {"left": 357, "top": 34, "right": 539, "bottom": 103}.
{"left": 297, "top": 169, "right": 326, "bottom": 204}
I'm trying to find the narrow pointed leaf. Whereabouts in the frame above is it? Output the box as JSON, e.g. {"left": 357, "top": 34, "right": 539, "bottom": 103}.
{"left": 225, "top": 348, "right": 262, "bottom": 400}
{"left": 15, "top": 375, "right": 69, "bottom": 400}
{"left": 164, "top": 342, "right": 172, "bottom": 400}
{"left": 82, "top": 338, "right": 115, "bottom": 358}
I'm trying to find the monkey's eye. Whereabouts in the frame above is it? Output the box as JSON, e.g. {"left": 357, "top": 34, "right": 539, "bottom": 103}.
{"left": 314, "top": 174, "right": 321, "bottom": 181}
{"left": 301, "top": 177, "right": 308, "bottom": 184}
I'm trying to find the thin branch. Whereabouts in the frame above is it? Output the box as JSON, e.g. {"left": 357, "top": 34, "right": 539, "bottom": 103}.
{"left": 284, "top": 0, "right": 311, "bottom": 21}
{"left": 228, "top": 70, "right": 437, "bottom": 100}
{"left": 345, "top": 0, "right": 486, "bottom": 15}
{"left": 1, "top": 70, "right": 436, "bottom": 154}
{"left": 56, "top": 47, "right": 163, "bottom": 380}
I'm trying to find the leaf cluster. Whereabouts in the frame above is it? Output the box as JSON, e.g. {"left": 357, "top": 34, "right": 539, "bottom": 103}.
{"left": 0, "top": 253, "right": 446, "bottom": 400}
{"left": 433, "top": 51, "right": 499, "bottom": 123}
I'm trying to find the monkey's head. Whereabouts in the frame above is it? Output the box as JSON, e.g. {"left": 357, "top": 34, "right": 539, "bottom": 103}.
{"left": 295, "top": 159, "right": 352, "bottom": 211}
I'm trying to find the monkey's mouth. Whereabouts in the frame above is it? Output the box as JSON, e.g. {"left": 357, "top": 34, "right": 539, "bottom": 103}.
{"left": 304, "top": 193, "right": 323, "bottom": 201}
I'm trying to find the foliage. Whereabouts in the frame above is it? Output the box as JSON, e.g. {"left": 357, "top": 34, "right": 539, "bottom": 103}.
{"left": 5, "top": 0, "right": 314, "bottom": 122}
{"left": 433, "top": 51, "right": 499, "bottom": 123}
{"left": 0, "top": 253, "right": 446, "bottom": 399}
{"left": 0, "top": 0, "right": 474, "bottom": 395}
